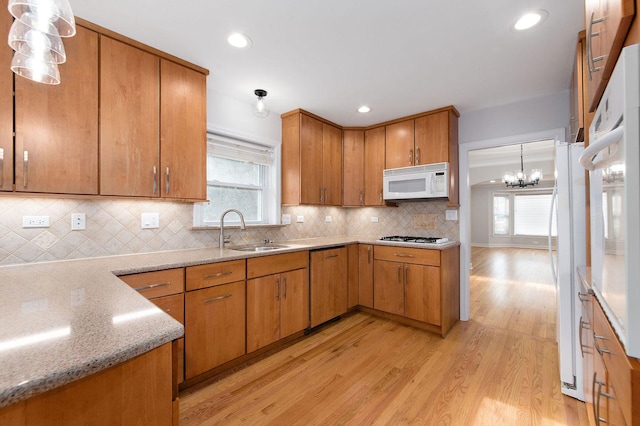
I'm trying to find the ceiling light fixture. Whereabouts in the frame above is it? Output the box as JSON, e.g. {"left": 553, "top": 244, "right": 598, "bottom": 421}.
{"left": 513, "top": 10, "right": 548, "bottom": 31}
{"left": 252, "top": 89, "right": 270, "bottom": 118}
{"left": 503, "top": 145, "right": 542, "bottom": 188}
{"left": 227, "top": 33, "right": 252, "bottom": 48}
{"left": 358, "top": 106, "right": 371, "bottom": 113}
{"left": 7, "top": 0, "right": 76, "bottom": 85}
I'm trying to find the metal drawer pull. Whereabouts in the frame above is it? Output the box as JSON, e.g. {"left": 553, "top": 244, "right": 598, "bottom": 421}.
{"left": 134, "top": 281, "right": 171, "bottom": 291}
{"left": 164, "top": 308, "right": 171, "bottom": 313}
{"left": 204, "top": 271, "right": 233, "bottom": 279}
{"left": 394, "top": 253, "right": 414, "bottom": 258}
{"left": 593, "top": 336, "right": 611, "bottom": 355}
{"left": 23, "top": 150, "right": 28, "bottom": 188}
{"left": 326, "top": 254, "right": 338, "bottom": 258}
{"left": 578, "top": 292, "right": 590, "bottom": 302}
{"left": 204, "top": 294, "right": 232, "bottom": 303}
{"left": 165, "top": 167, "right": 170, "bottom": 194}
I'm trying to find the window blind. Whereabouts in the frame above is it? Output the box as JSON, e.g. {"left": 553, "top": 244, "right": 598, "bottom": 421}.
{"left": 207, "top": 133, "right": 274, "bottom": 166}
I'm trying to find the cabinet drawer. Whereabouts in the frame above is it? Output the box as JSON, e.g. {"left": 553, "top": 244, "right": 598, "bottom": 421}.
{"left": 186, "top": 260, "right": 245, "bottom": 291}
{"left": 151, "top": 293, "right": 184, "bottom": 324}
{"left": 120, "top": 268, "right": 184, "bottom": 299}
{"left": 593, "top": 301, "right": 632, "bottom": 424}
{"left": 374, "top": 245, "right": 440, "bottom": 266}
{"left": 247, "top": 251, "right": 308, "bottom": 279}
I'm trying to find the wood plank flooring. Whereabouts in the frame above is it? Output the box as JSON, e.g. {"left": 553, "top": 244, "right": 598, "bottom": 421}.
{"left": 179, "top": 247, "right": 588, "bottom": 425}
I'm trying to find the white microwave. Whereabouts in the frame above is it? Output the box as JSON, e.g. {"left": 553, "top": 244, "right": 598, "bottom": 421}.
{"left": 383, "top": 162, "right": 449, "bottom": 201}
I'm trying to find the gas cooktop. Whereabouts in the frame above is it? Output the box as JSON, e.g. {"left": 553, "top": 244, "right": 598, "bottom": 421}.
{"left": 378, "top": 236, "right": 449, "bottom": 244}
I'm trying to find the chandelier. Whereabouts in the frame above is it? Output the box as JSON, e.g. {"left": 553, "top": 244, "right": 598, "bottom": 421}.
{"left": 503, "top": 145, "right": 542, "bottom": 188}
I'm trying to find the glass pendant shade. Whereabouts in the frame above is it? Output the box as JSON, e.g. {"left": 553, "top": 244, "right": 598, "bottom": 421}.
{"left": 8, "top": 0, "right": 76, "bottom": 37}
{"left": 8, "top": 18, "right": 66, "bottom": 63}
{"left": 252, "top": 89, "right": 270, "bottom": 118}
{"left": 11, "top": 50, "right": 60, "bottom": 84}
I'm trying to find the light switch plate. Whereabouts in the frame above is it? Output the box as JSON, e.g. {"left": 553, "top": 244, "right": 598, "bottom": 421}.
{"left": 281, "top": 214, "right": 291, "bottom": 225}
{"left": 446, "top": 210, "right": 458, "bottom": 221}
{"left": 296, "top": 215, "right": 304, "bottom": 223}
{"left": 141, "top": 212, "right": 160, "bottom": 229}
{"left": 325, "top": 216, "right": 332, "bottom": 222}
{"left": 371, "top": 217, "right": 379, "bottom": 223}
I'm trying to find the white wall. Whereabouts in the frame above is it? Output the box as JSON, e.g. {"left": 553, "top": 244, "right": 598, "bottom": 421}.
{"left": 459, "top": 91, "right": 570, "bottom": 145}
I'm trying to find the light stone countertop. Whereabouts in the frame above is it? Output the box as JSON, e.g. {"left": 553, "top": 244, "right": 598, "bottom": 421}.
{"left": 0, "top": 235, "right": 459, "bottom": 408}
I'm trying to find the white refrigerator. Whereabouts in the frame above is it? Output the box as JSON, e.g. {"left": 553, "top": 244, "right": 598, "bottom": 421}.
{"left": 550, "top": 142, "right": 586, "bottom": 400}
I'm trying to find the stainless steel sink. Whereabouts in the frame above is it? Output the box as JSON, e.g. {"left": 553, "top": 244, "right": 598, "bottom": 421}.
{"left": 230, "top": 244, "right": 290, "bottom": 252}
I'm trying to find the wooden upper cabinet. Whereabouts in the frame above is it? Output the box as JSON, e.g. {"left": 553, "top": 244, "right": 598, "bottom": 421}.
{"left": 385, "top": 120, "right": 415, "bottom": 169}
{"left": 585, "top": 0, "right": 635, "bottom": 111}
{"left": 342, "top": 130, "right": 365, "bottom": 206}
{"left": 0, "top": 9, "right": 13, "bottom": 192}
{"left": 415, "top": 111, "right": 449, "bottom": 165}
{"left": 160, "top": 59, "right": 207, "bottom": 200}
{"left": 282, "top": 110, "right": 343, "bottom": 206}
{"left": 364, "top": 126, "right": 385, "bottom": 206}
{"left": 322, "top": 123, "right": 343, "bottom": 205}
{"left": 100, "top": 36, "right": 160, "bottom": 197}
{"left": 299, "top": 114, "right": 323, "bottom": 204}
{"left": 14, "top": 25, "right": 99, "bottom": 194}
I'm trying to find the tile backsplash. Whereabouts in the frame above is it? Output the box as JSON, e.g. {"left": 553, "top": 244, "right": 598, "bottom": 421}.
{"left": 0, "top": 197, "right": 458, "bottom": 265}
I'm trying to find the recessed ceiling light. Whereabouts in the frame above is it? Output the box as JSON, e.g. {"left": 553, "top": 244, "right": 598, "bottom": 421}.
{"left": 490, "top": 180, "right": 496, "bottom": 183}
{"left": 358, "top": 106, "right": 371, "bottom": 113}
{"left": 513, "top": 10, "right": 548, "bottom": 31}
{"left": 227, "top": 33, "right": 252, "bottom": 48}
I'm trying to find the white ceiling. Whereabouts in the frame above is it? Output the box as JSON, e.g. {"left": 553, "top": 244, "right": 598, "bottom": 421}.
{"left": 70, "top": 0, "right": 585, "bottom": 127}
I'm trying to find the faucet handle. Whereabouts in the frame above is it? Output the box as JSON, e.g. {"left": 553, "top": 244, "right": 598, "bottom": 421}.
{"left": 224, "top": 236, "right": 231, "bottom": 243}
{"left": 264, "top": 239, "right": 273, "bottom": 244}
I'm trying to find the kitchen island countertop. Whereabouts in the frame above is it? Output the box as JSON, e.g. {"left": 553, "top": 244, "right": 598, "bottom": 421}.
{"left": 0, "top": 235, "right": 459, "bottom": 408}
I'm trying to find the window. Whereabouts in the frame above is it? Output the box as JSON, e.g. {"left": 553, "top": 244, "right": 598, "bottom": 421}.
{"left": 194, "top": 134, "right": 278, "bottom": 226}
{"left": 514, "top": 193, "right": 556, "bottom": 236}
{"left": 492, "top": 194, "right": 510, "bottom": 235}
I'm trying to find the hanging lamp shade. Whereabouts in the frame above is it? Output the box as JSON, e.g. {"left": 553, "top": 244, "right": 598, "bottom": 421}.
{"left": 11, "top": 50, "right": 60, "bottom": 84}
{"left": 8, "top": 18, "right": 66, "bottom": 63}
{"left": 8, "top": 0, "right": 76, "bottom": 37}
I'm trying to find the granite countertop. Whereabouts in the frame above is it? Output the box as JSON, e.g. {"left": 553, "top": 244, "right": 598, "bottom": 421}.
{"left": 0, "top": 236, "right": 460, "bottom": 408}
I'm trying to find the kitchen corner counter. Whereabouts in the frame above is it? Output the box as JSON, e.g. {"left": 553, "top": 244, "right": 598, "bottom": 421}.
{"left": 0, "top": 235, "right": 459, "bottom": 408}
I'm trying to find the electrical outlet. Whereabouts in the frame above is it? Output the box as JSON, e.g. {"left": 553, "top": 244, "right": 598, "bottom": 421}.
{"left": 371, "top": 217, "right": 379, "bottom": 223}
{"left": 22, "top": 216, "right": 50, "bottom": 228}
{"left": 445, "top": 210, "right": 458, "bottom": 221}
{"left": 71, "top": 213, "right": 86, "bottom": 230}
{"left": 141, "top": 212, "right": 160, "bottom": 229}
{"left": 296, "top": 215, "right": 304, "bottom": 223}
{"left": 281, "top": 214, "right": 291, "bottom": 225}
{"left": 325, "top": 216, "right": 332, "bottom": 222}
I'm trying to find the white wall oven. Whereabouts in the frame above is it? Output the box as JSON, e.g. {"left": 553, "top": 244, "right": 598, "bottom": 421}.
{"left": 579, "top": 44, "right": 640, "bottom": 358}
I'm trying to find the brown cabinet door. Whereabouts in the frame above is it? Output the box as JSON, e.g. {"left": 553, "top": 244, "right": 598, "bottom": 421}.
{"left": 0, "top": 9, "right": 12, "bottom": 192}
{"left": 300, "top": 114, "right": 323, "bottom": 204}
{"left": 280, "top": 268, "right": 309, "bottom": 338}
{"left": 385, "top": 120, "right": 414, "bottom": 169}
{"left": 415, "top": 111, "right": 449, "bottom": 165}
{"left": 358, "top": 244, "right": 374, "bottom": 308}
{"left": 160, "top": 59, "right": 206, "bottom": 200}
{"left": 310, "top": 247, "right": 348, "bottom": 327}
{"left": 100, "top": 36, "right": 160, "bottom": 197}
{"left": 364, "top": 126, "right": 385, "bottom": 206}
{"left": 322, "top": 123, "right": 343, "bottom": 205}
{"left": 373, "top": 259, "right": 405, "bottom": 316}
{"left": 347, "top": 244, "right": 359, "bottom": 309}
{"left": 405, "top": 264, "right": 441, "bottom": 325}
{"left": 185, "top": 281, "right": 245, "bottom": 379}
{"left": 247, "top": 275, "right": 281, "bottom": 353}
{"left": 342, "top": 130, "right": 364, "bottom": 206}
{"left": 14, "top": 25, "right": 99, "bottom": 194}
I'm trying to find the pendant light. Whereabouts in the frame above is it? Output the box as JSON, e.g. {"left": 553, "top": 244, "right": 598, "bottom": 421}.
{"left": 7, "top": 0, "right": 76, "bottom": 85}
{"left": 503, "top": 145, "right": 543, "bottom": 188}
{"left": 252, "top": 89, "right": 270, "bottom": 118}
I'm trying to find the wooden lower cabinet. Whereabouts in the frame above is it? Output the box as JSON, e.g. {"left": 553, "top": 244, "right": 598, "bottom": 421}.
{"left": 358, "top": 244, "right": 374, "bottom": 308}
{"left": 0, "top": 343, "right": 174, "bottom": 425}
{"left": 185, "top": 281, "right": 246, "bottom": 379}
{"left": 310, "top": 247, "right": 348, "bottom": 327}
{"left": 372, "top": 245, "right": 459, "bottom": 336}
{"left": 247, "top": 268, "right": 309, "bottom": 352}
{"left": 347, "top": 244, "right": 359, "bottom": 309}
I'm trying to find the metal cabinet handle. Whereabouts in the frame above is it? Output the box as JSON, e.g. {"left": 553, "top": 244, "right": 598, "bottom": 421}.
{"left": 204, "top": 294, "right": 232, "bottom": 303}
{"left": 587, "top": 11, "right": 605, "bottom": 81}
{"left": 276, "top": 277, "right": 280, "bottom": 301}
{"left": 165, "top": 167, "right": 170, "bottom": 195}
{"left": 593, "top": 337, "right": 611, "bottom": 355}
{"left": 394, "top": 253, "right": 414, "bottom": 258}
{"left": 579, "top": 316, "right": 585, "bottom": 356}
{"left": 397, "top": 265, "right": 402, "bottom": 284}
{"left": 415, "top": 147, "right": 420, "bottom": 165}
{"left": 319, "top": 187, "right": 323, "bottom": 203}
{"left": 367, "top": 246, "right": 371, "bottom": 264}
{"left": 595, "top": 376, "right": 609, "bottom": 425}
{"left": 153, "top": 166, "right": 157, "bottom": 194}
{"left": 283, "top": 276, "right": 287, "bottom": 298}
{"left": 379, "top": 189, "right": 383, "bottom": 203}
{"left": 204, "top": 271, "right": 233, "bottom": 279}
{"left": 23, "top": 151, "right": 28, "bottom": 188}
{"left": 359, "top": 190, "right": 363, "bottom": 205}
{"left": 133, "top": 281, "right": 171, "bottom": 292}
{"left": 324, "top": 188, "right": 328, "bottom": 204}
{"left": 404, "top": 264, "right": 409, "bottom": 284}
{"left": 164, "top": 308, "right": 171, "bottom": 313}
{"left": 578, "top": 292, "right": 590, "bottom": 302}
{"left": 0, "top": 147, "right": 3, "bottom": 187}
{"left": 409, "top": 149, "right": 413, "bottom": 165}
{"left": 326, "top": 254, "right": 338, "bottom": 259}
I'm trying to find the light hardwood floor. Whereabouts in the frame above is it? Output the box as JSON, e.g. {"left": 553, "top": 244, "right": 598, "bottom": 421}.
{"left": 179, "top": 247, "right": 588, "bottom": 425}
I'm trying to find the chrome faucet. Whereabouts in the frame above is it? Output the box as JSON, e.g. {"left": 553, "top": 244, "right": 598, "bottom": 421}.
{"left": 219, "top": 209, "right": 246, "bottom": 249}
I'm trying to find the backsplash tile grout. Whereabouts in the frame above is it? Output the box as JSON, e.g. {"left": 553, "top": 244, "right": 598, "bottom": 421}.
{"left": 0, "top": 198, "right": 459, "bottom": 265}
